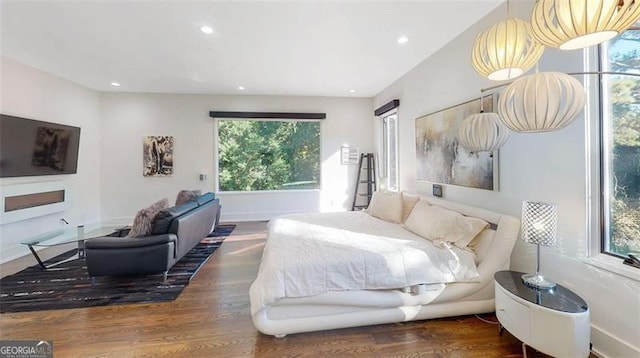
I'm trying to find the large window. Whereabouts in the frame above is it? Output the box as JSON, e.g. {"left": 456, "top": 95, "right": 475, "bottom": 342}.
{"left": 381, "top": 111, "right": 398, "bottom": 191}
{"left": 217, "top": 119, "right": 320, "bottom": 191}
{"left": 599, "top": 22, "right": 640, "bottom": 258}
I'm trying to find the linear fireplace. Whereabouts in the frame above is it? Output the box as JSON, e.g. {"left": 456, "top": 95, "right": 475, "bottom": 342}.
{"left": 1, "top": 181, "right": 69, "bottom": 225}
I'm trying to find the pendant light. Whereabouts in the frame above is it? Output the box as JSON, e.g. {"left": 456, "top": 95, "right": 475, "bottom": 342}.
{"left": 531, "top": 0, "right": 640, "bottom": 50}
{"left": 471, "top": 1, "right": 544, "bottom": 81}
{"left": 458, "top": 97, "right": 510, "bottom": 152}
{"left": 497, "top": 71, "right": 586, "bottom": 132}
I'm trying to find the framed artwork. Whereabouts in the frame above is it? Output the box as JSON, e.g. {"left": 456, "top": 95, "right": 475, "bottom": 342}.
{"left": 143, "top": 136, "right": 174, "bottom": 176}
{"left": 415, "top": 95, "right": 498, "bottom": 191}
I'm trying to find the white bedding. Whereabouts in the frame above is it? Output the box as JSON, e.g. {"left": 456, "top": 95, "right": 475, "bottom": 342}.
{"left": 249, "top": 211, "right": 480, "bottom": 315}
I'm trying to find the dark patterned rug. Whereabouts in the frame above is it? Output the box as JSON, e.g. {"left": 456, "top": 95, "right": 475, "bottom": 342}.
{"left": 0, "top": 224, "right": 235, "bottom": 313}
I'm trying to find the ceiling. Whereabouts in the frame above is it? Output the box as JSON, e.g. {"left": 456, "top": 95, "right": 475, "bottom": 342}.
{"left": 0, "top": 1, "right": 503, "bottom": 97}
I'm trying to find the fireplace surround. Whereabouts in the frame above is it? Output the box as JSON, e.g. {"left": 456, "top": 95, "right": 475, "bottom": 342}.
{"left": 1, "top": 181, "right": 69, "bottom": 225}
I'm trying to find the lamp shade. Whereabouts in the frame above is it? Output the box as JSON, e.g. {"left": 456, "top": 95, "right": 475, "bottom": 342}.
{"left": 521, "top": 200, "right": 557, "bottom": 246}
{"left": 531, "top": 0, "right": 640, "bottom": 50}
{"left": 471, "top": 18, "right": 544, "bottom": 81}
{"left": 458, "top": 112, "right": 510, "bottom": 152}
{"left": 497, "top": 71, "right": 586, "bottom": 132}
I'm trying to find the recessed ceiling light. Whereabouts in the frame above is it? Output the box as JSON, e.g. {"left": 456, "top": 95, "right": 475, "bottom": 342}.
{"left": 111, "top": 82, "right": 120, "bottom": 87}
{"left": 200, "top": 26, "right": 214, "bottom": 34}
{"left": 237, "top": 86, "right": 245, "bottom": 90}
{"left": 349, "top": 89, "right": 356, "bottom": 93}
{"left": 397, "top": 36, "right": 409, "bottom": 44}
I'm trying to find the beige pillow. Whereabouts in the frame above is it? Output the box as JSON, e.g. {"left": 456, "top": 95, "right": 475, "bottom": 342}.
{"left": 401, "top": 193, "right": 420, "bottom": 223}
{"left": 404, "top": 200, "right": 488, "bottom": 248}
{"left": 468, "top": 228, "right": 495, "bottom": 264}
{"left": 366, "top": 191, "right": 403, "bottom": 223}
{"left": 128, "top": 198, "right": 169, "bottom": 238}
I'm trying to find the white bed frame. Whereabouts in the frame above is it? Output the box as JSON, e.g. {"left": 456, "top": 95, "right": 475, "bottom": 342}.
{"left": 252, "top": 196, "right": 520, "bottom": 337}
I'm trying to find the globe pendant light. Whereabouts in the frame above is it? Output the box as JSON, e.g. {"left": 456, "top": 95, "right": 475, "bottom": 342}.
{"left": 497, "top": 71, "right": 586, "bottom": 132}
{"left": 531, "top": 0, "right": 640, "bottom": 50}
{"left": 458, "top": 98, "right": 510, "bottom": 152}
{"left": 471, "top": 17, "right": 545, "bottom": 81}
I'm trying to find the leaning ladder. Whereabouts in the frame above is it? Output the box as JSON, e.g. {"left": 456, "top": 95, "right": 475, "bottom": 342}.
{"left": 351, "top": 153, "right": 377, "bottom": 211}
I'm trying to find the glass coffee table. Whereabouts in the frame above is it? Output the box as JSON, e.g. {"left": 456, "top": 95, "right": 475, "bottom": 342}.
{"left": 21, "top": 225, "right": 123, "bottom": 269}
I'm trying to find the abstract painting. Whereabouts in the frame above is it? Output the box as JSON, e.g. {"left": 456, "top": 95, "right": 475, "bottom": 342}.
{"left": 415, "top": 95, "right": 497, "bottom": 190}
{"left": 143, "top": 136, "right": 173, "bottom": 176}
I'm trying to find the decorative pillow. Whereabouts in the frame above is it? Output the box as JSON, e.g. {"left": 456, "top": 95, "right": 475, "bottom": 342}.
{"left": 151, "top": 201, "right": 199, "bottom": 235}
{"left": 127, "top": 198, "right": 169, "bottom": 238}
{"left": 404, "top": 200, "right": 488, "bottom": 248}
{"left": 468, "top": 228, "right": 495, "bottom": 264}
{"left": 366, "top": 191, "right": 403, "bottom": 223}
{"left": 401, "top": 192, "right": 420, "bottom": 223}
{"left": 175, "top": 189, "right": 202, "bottom": 206}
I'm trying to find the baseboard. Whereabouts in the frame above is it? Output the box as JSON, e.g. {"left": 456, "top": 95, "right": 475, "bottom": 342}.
{"left": 220, "top": 210, "right": 307, "bottom": 222}
{"left": 0, "top": 246, "right": 31, "bottom": 265}
{"left": 590, "top": 324, "right": 640, "bottom": 358}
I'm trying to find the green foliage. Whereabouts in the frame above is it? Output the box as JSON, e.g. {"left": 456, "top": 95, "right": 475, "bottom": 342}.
{"left": 607, "top": 25, "right": 640, "bottom": 256}
{"left": 610, "top": 196, "right": 640, "bottom": 255}
{"left": 218, "top": 120, "right": 320, "bottom": 191}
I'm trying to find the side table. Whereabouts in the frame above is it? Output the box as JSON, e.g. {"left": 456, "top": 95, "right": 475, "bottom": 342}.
{"left": 494, "top": 270, "right": 590, "bottom": 358}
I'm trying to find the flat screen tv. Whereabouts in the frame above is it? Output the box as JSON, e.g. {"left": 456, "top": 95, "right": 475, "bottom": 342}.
{"left": 0, "top": 114, "right": 81, "bottom": 178}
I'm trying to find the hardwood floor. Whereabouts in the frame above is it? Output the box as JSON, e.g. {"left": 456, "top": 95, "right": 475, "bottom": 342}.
{"left": 1, "top": 222, "right": 543, "bottom": 357}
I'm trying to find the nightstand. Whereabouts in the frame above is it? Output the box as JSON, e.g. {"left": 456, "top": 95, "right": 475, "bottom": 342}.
{"left": 494, "top": 270, "right": 590, "bottom": 358}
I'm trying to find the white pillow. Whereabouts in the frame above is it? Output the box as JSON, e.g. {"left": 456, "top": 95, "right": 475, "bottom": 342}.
{"left": 468, "top": 228, "right": 495, "bottom": 264}
{"left": 366, "top": 191, "right": 403, "bottom": 223}
{"left": 401, "top": 192, "right": 420, "bottom": 223}
{"left": 404, "top": 200, "right": 489, "bottom": 248}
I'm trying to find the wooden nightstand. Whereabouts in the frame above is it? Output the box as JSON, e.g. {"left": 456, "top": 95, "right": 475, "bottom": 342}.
{"left": 494, "top": 270, "right": 590, "bottom": 358}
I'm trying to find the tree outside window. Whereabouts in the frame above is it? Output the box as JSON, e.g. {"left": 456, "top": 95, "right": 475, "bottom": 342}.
{"left": 217, "top": 120, "right": 320, "bottom": 191}
{"left": 601, "top": 22, "right": 640, "bottom": 257}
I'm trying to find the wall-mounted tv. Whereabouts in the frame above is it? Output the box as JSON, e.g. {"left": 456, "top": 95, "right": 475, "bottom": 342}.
{"left": 0, "top": 114, "right": 81, "bottom": 178}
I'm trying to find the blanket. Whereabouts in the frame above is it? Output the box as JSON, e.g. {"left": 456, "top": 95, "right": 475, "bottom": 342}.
{"left": 249, "top": 211, "right": 479, "bottom": 315}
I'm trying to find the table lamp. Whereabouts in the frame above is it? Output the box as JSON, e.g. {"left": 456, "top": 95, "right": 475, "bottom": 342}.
{"left": 520, "top": 200, "right": 557, "bottom": 289}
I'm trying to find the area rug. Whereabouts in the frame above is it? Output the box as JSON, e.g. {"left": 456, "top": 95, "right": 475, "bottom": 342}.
{"left": 0, "top": 224, "right": 235, "bottom": 313}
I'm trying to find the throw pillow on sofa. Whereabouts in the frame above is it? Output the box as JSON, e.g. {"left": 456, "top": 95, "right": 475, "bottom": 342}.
{"left": 366, "top": 191, "right": 403, "bottom": 224}
{"left": 151, "top": 200, "right": 199, "bottom": 235}
{"left": 128, "top": 198, "right": 169, "bottom": 238}
{"left": 175, "top": 189, "right": 202, "bottom": 206}
{"left": 404, "top": 199, "right": 488, "bottom": 248}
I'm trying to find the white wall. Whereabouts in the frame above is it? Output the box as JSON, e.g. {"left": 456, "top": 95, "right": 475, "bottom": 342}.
{"left": 0, "top": 57, "right": 102, "bottom": 263}
{"left": 99, "top": 93, "right": 373, "bottom": 224}
{"left": 373, "top": 2, "right": 640, "bottom": 357}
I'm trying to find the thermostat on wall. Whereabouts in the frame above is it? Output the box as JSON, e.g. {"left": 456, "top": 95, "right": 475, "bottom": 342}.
{"left": 432, "top": 184, "right": 443, "bottom": 197}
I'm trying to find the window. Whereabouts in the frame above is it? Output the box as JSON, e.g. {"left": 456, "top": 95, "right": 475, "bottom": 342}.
{"left": 217, "top": 119, "right": 320, "bottom": 191}
{"left": 599, "top": 22, "right": 640, "bottom": 258}
{"left": 381, "top": 111, "right": 398, "bottom": 191}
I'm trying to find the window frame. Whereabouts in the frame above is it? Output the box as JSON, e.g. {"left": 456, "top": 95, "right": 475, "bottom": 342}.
{"left": 213, "top": 117, "right": 322, "bottom": 193}
{"left": 584, "top": 37, "right": 640, "bottom": 282}
{"left": 597, "top": 42, "right": 620, "bottom": 259}
{"left": 380, "top": 110, "right": 399, "bottom": 192}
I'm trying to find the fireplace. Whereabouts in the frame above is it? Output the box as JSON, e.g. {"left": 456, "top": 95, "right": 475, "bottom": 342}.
{"left": 1, "top": 181, "right": 69, "bottom": 224}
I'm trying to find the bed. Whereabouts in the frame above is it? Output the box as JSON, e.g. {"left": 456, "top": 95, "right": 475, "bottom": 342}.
{"left": 249, "top": 195, "right": 520, "bottom": 337}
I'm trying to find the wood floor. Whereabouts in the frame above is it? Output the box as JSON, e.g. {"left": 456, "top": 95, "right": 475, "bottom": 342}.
{"left": 1, "top": 222, "right": 540, "bottom": 357}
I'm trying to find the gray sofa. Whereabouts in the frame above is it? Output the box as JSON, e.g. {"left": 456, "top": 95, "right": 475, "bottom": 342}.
{"left": 85, "top": 193, "right": 220, "bottom": 282}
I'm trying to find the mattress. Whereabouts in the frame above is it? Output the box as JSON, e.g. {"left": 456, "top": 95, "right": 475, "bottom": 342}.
{"left": 249, "top": 211, "right": 481, "bottom": 316}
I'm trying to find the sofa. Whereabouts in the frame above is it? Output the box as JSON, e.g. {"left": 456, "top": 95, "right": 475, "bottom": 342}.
{"left": 85, "top": 192, "right": 220, "bottom": 281}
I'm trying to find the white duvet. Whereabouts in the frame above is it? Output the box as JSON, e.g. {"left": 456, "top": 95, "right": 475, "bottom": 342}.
{"left": 249, "top": 211, "right": 480, "bottom": 315}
